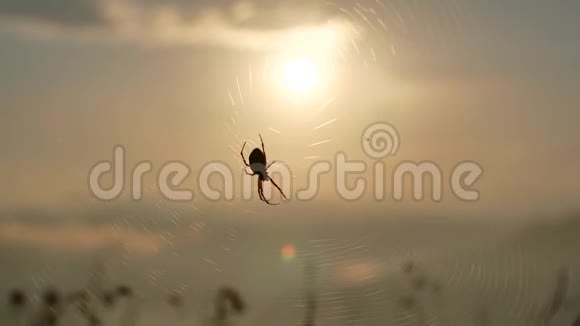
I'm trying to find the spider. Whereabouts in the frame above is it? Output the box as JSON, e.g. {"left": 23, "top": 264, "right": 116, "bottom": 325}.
{"left": 240, "top": 134, "right": 288, "bottom": 205}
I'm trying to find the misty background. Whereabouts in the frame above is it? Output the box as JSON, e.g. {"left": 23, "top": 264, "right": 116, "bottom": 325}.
{"left": 0, "top": 0, "right": 579, "bottom": 325}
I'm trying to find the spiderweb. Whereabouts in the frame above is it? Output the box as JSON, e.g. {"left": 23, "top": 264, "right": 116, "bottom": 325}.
{"left": 211, "top": 1, "right": 573, "bottom": 325}
{"left": 22, "top": 1, "right": 576, "bottom": 326}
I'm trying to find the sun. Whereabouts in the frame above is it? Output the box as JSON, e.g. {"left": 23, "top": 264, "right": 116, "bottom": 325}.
{"left": 283, "top": 58, "right": 320, "bottom": 93}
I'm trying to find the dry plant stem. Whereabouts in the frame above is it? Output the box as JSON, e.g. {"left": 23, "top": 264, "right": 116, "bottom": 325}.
{"left": 215, "top": 287, "right": 246, "bottom": 322}
{"left": 530, "top": 267, "right": 569, "bottom": 326}
{"left": 303, "top": 262, "right": 317, "bottom": 326}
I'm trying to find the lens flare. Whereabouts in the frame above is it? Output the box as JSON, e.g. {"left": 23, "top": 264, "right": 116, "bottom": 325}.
{"left": 281, "top": 244, "right": 296, "bottom": 262}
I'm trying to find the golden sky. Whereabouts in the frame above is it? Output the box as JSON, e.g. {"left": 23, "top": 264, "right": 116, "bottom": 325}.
{"left": 0, "top": 0, "right": 579, "bottom": 217}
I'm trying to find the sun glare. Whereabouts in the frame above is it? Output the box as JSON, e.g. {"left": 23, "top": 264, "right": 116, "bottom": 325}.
{"left": 283, "top": 58, "right": 320, "bottom": 93}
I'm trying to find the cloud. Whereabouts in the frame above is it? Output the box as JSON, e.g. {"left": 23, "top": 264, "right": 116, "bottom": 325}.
{"left": 0, "top": 0, "right": 108, "bottom": 27}
{"left": 0, "top": 0, "right": 357, "bottom": 51}
{"left": 0, "top": 221, "right": 166, "bottom": 255}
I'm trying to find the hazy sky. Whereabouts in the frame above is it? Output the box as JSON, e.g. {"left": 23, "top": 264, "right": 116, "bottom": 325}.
{"left": 1, "top": 4, "right": 580, "bottom": 325}
{"left": 0, "top": 0, "right": 579, "bottom": 217}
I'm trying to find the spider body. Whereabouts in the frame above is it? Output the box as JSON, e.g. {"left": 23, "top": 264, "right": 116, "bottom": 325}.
{"left": 248, "top": 148, "right": 267, "bottom": 178}
{"left": 241, "top": 135, "right": 288, "bottom": 205}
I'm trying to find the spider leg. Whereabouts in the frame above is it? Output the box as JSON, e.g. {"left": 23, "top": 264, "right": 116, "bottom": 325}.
{"left": 258, "top": 178, "right": 279, "bottom": 205}
{"left": 257, "top": 179, "right": 264, "bottom": 201}
{"left": 269, "top": 178, "right": 288, "bottom": 200}
{"left": 259, "top": 134, "right": 266, "bottom": 158}
{"left": 262, "top": 196, "right": 279, "bottom": 205}
{"left": 265, "top": 160, "right": 278, "bottom": 170}
{"left": 240, "top": 141, "right": 250, "bottom": 167}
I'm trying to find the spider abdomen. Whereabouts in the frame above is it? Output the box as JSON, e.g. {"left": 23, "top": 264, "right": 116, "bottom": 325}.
{"left": 249, "top": 148, "right": 266, "bottom": 165}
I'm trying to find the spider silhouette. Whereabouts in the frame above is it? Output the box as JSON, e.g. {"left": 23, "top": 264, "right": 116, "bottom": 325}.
{"left": 241, "top": 134, "right": 288, "bottom": 205}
